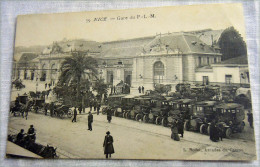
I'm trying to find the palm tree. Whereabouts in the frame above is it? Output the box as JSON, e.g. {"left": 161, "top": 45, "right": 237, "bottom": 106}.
{"left": 59, "top": 52, "right": 98, "bottom": 102}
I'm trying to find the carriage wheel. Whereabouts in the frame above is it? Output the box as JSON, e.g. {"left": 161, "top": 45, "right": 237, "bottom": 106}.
{"left": 59, "top": 112, "right": 64, "bottom": 119}
{"left": 135, "top": 114, "right": 142, "bottom": 121}
{"left": 207, "top": 125, "right": 210, "bottom": 135}
{"left": 238, "top": 121, "right": 245, "bottom": 133}
{"left": 155, "top": 117, "right": 162, "bottom": 125}
{"left": 67, "top": 109, "right": 72, "bottom": 118}
{"left": 200, "top": 124, "right": 206, "bottom": 134}
{"left": 125, "top": 112, "right": 130, "bottom": 119}
{"left": 162, "top": 118, "right": 168, "bottom": 127}
{"left": 225, "top": 128, "right": 232, "bottom": 138}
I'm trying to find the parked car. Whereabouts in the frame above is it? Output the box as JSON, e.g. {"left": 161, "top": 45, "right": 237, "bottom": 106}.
{"left": 214, "top": 103, "right": 245, "bottom": 138}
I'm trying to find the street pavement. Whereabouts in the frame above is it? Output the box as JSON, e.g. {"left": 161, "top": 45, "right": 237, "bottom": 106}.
{"left": 7, "top": 110, "right": 256, "bottom": 160}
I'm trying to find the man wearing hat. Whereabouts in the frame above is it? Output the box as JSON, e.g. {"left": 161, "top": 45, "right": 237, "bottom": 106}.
{"left": 27, "top": 125, "right": 36, "bottom": 142}
{"left": 103, "top": 131, "right": 115, "bottom": 159}
{"left": 88, "top": 112, "right": 93, "bottom": 131}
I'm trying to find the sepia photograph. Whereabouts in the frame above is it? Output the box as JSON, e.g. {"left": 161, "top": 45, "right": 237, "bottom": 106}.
{"left": 5, "top": 3, "right": 257, "bottom": 160}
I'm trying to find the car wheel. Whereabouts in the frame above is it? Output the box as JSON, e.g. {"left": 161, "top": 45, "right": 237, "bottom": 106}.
{"left": 143, "top": 115, "right": 148, "bottom": 123}
{"left": 162, "top": 118, "right": 168, "bottom": 127}
{"left": 155, "top": 117, "right": 161, "bottom": 125}
{"left": 67, "top": 109, "right": 72, "bottom": 118}
{"left": 135, "top": 114, "right": 141, "bottom": 121}
{"left": 225, "top": 128, "right": 232, "bottom": 138}
{"left": 200, "top": 124, "right": 206, "bottom": 134}
{"left": 184, "top": 121, "right": 190, "bottom": 131}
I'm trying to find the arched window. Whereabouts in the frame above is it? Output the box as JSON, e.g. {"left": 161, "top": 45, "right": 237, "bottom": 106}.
{"left": 41, "top": 64, "right": 47, "bottom": 81}
{"left": 50, "top": 64, "right": 57, "bottom": 81}
{"left": 153, "top": 61, "right": 164, "bottom": 83}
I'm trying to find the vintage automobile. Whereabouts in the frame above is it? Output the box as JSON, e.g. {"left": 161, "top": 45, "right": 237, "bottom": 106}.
{"left": 184, "top": 101, "right": 217, "bottom": 134}
{"left": 164, "top": 99, "right": 194, "bottom": 127}
{"left": 101, "top": 94, "right": 125, "bottom": 115}
{"left": 142, "top": 97, "right": 168, "bottom": 124}
{"left": 214, "top": 103, "right": 245, "bottom": 138}
{"left": 125, "top": 97, "right": 151, "bottom": 121}
{"left": 53, "top": 101, "right": 72, "bottom": 118}
{"left": 115, "top": 95, "right": 136, "bottom": 117}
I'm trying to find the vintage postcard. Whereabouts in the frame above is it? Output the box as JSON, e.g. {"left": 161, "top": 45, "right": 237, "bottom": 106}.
{"left": 6, "top": 3, "right": 256, "bottom": 160}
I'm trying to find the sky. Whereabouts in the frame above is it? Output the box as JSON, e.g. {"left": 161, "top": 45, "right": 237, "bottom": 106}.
{"left": 15, "top": 3, "right": 246, "bottom": 47}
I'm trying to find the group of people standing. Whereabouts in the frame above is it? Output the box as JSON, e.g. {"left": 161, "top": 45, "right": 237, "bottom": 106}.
{"left": 138, "top": 86, "right": 145, "bottom": 94}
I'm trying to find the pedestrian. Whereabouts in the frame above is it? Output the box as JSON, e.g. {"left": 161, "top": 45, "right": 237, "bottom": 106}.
{"left": 97, "top": 103, "right": 101, "bottom": 115}
{"left": 142, "top": 86, "right": 144, "bottom": 94}
{"left": 24, "top": 101, "right": 31, "bottom": 120}
{"left": 170, "top": 119, "right": 180, "bottom": 141}
{"left": 107, "top": 108, "right": 112, "bottom": 123}
{"left": 44, "top": 103, "right": 48, "bottom": 116}
{"left": 16, "top": 129, "right": 24, "bottom": 146}
{"left": 89, "top": 101, "right": 93, "bottom": 111}
{"left": 177, "top": 118, "right": 184, "bottom": 138}
{"left": 48, "top": 83, "right": 51, "bottom": 88}
{"left": 72, "top": 108, "right": 77, "bottom": 122}
{"left": 110, "top": 86, "right": 113, "bottom": 95}
{"left": 103, "top": 131, "right": 115, "bottom": 159}
{"left": 78, "top": 105, "right": 82, "bottom": 114}
{"left": 247, "top": 110, "right": 253, "bottom": 128}
{"left": 138, "top": 86, "right": 141, "bottom": 93}
{"left": 88, "top": 112, "right": 93, "bottom": 131}
{"left": 209, "top": 120, "right": 218, "bottom": 142}
{"left": 27, "top": 125, "right": 36, "bottom": 142}
{"left": 50, "top": 102, "right": 54, "bottom": 117}
{"left": 113, "top": 86, "right": 116, "bottom": 94}
{"left": 94, "top": 100, "right": 97, "bottom": 111}
{"left": 217, "top": 123, "right": 224, "bottom": 141}
{"left": 45, "top": 83, "right": 47, "bottom": 89}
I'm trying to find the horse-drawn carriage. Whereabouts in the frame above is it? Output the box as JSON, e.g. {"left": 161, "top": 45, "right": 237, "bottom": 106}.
{"left": 10, "top": 94, "right": 28, "bottom": 117}
{"left": 53, "top": 101, "right": 73, "bottom": 118}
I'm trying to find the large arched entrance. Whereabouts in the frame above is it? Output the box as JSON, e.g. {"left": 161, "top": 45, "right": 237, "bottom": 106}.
{"left": 153, "top": 61, "right": 164, "bottom": 84}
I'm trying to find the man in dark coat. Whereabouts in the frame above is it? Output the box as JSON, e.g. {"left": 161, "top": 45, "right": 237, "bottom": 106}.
{"left": 107, "top": 108, "right": 112, "bottom": 123}
{"left": 247, "top": 110, "right": 253, "bottom": 128}
{"left": 209, "top": 120, "right": 218, "bottom": 142}
{"left": 103, "top": 131, "right": 115, "bottom": 159}
{"left": 89, "top": 101, "right": 93, "bottom": 112}
{"left": 16, "top": 129, "right": 24, "bottom": 146}
{"left": 72, "top": 108, "right": 77, "bottom": 122}
{"left": 138, "top": 86, "right": 141, "bottom": 93}
{"left": 93, "top": 100, "right": 97, "bottom": 111}
{"left": 177, "top": 118, "right": 184, "bottom": 138}
{"left": 27, "top": 125, "right": 36, "bottom": 142}
{"left": 97, "top": 103, "right": 101, "bottom": 115}
{"left": 142, "top": 86, "right": 144, "bottom": 94}
{"left": 88, "top": 112, "right": 93, "bottom": 131}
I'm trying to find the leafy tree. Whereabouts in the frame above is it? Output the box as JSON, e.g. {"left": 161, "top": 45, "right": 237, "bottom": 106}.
{"left": 218, "top": 27, "right": 247, "bottom": 60}
{"left": 92, "top": 78, "right": 108, "bottom": 101}
{"left": 58, "top": 52, "right": 98, "bottom": 104}
{"left": 12, "top": 79, "right": 25, "bottom": 90}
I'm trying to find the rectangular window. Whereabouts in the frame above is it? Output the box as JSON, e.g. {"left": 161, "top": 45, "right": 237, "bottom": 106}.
{"left": 225, "top": 75, "right": 232, "bottom": 84}
{"left": 198, "top": 57, "right": 202, "bottom": 67}
{"left": 203, "top": 76, "right": 209, "bottom": 85}
{"left": 214, "top": 57, "right": 217, "bottom": 63}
